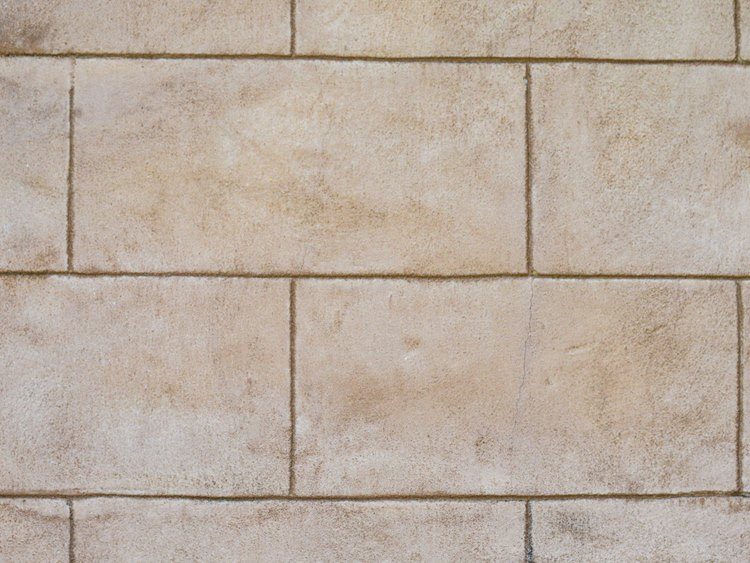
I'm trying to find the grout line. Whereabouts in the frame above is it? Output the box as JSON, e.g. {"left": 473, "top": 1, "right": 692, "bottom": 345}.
{"left": 290, "top": 0, "right": 296, "bottom": 55}
{"left": 738, "top": 282, "right": 745, "bottom": 491}
{"left": 66, "top": 58, "right": 76, "bottom": 271}
{"left": 737, "top": 0, "right": 743, "bottom": 62}
{"left": 67, "top": 499, "right": 75, "bottom": 563}
{"left": 1, "top": 53, "right": 749, "bottom": 65}
{"left": 524, "top": 64, "right": 534, "bottom": 274}
{"left": 0, "top": 491, "right": 745, "bottom": 502}
{"left": 288, "top": 280, "right": 297, "bottom": 496}
{"left": 0, "top": 271, "right": 749, "bottom": 282}
{"left": 524, "top": 501, "right": 533, "bottom": 562}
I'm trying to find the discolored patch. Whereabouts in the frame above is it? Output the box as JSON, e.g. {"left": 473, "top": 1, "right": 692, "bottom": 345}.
{"left": 73, "top": 60, "right": 526, "bottom": 274}
{"left": 0, "top": 276, "right": 290, "bottom": 495}
{"left": 0, "top": 58, "right": 69, "bottom": 270}
{"left": 294, "top": 278, "right": 736, "bottom": 495}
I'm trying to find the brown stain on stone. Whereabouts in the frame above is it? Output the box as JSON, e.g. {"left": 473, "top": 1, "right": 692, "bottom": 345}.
{"left": 1, "top": 502, "right": 66, "bottom": 524}
{"left": 731, "top": 122, "right": 750, "bottom": 149}
{"left": 0, "top": 22, "right": 51, "bottom": 52}
{"left": 403, "top": 335, "right": 421, "bottom": 351}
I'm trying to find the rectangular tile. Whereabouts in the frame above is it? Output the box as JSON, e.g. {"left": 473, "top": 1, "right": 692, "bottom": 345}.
{"left": 297, "top": 0, "right": 734, "bottom": 59}
{"left": 73, "top": 60, "right": 526, "bottom": 275}
{"left": 533, "top": 498, "right": 750, "bottom": 561}
{"left": 532, "top": 64, "right": 750, "bottom": 275}
{"left": 0, "top": 499, "right": 68, "bottom": 562}
{"left": 74, "top": 498, "right": 524, "bottom": 561}
{"left": 0, "top": 0, "right": 289, "bottom": 54}
{"left": 0, "top": 58, "right": 69, "bottom": 271}
{"left": 295, "top": 279, "right": 736, "bottom": 495}
{"left": 0, "top": 276, "right": 289, "bottom": 495}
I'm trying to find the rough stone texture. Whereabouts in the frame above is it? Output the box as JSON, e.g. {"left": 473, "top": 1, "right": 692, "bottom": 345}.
{"left": 532, "top": 64, "right": 750, "bottom": 275}
{"left": 73, "top": 60, "right": 526, "bottom": 275}
{"left": 2, "top": 2, "right": 748, "bottom": 557}
{"left": 533, "top": 498, "right": 750, "bottom": 561}
{"left": 296, "top": 0, "right": 735, "bottom": 59}
{"left": 0, "top": 276, "right": 289, "bottom": 495}
{"left": 743, "top": 283, "right": 750, "bottom": 492}
{"left": 0, "top": 0, "right": 290, "bottom": 54}
{"left": 0, "top": 499, "right": 69, "bottom": 562}
{"left": 295, "top": 279, "right": 736, "bottom": 495}
{"left": 74, "top": 498, "right": 524, "bottom": 561}
{"left": 0, "top": 58, "right": 69, "bottom": 271}
{"left": 743, "top": 1, "right": 750, "bottom": 60}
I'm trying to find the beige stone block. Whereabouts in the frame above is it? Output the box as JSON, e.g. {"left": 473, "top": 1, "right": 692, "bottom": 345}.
{"left": 0, "top": 0, "right": 289, "bottom": 54}
{"left": 74, "top": 498, "right": 524, "bottom": 561}
{"left": 73, "top": 60, "right": 526, "bottom": 275}
{"left": 296, "top": 0, "right": 734, "bottom": 60}
{"left": 532, "top": 64, "right": 750, "bottom": 275}
{"left": 0, "top": 276, "right": 289, "bottom": 494}
{"left": 0, "top": 499, "right": 68, "bottom": 562}
{"left": 0, "top": 59, "right": 69, "bottom": 271}
{"left": 533, "top": 498, "right": 750, "bottom": 561}
{"left": 295, "top": 279, "right": 736, "bottom": 495}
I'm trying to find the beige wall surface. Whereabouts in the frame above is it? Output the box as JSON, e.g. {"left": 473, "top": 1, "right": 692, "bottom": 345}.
{"left": 1, "top": 1, "right": 748, "bottom": 560}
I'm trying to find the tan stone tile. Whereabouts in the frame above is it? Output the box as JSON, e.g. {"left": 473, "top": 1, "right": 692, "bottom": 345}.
{"left": 74, "top": 498, "right": 524, "bottom": 561}
{"left": 0, "top": 1, "right": 289, "bottom": 54}
{"left": 296, "top": 0, "right": 734, "bottom": 59}
{"left": 532, "top": 64, "right": 750, "bottom": 275}
{"left": 73, "top": 60, "right": 526, "bottom": 275}
{"left": 295, "top": 279, "right": 736, "bottom": 495}
{"left": 0, "top": 276, "right": 289, "bottom": 495}
{"left": 0, "top": 59, "right": 69, "bottom": 271}
{"left": 0, "top": 499, "right": 68, "bottom": 562}
{"left": 533, "top": 498, "right": 750, "bottom": 561}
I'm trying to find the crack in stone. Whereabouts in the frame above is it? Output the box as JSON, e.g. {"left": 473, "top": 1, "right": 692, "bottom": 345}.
{"left": 512, "top": 279, "right": 535, "bottom": 436}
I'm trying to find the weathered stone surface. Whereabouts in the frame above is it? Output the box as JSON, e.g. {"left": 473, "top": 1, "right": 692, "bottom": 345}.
{"left": 74, "top": 498, "right": 525, "bottom": 561}
{"left": 0, "top": 58, "right": 69, "bottom": 271}
{"left": 742, "top": 283, "right": 750, "bottom": 492}
{"left": 534, "top": 498, "right": 750, "bottom": 561}
{"left": 742, "top": 1, "right": 750, "bottom": 60}
{"left": 295, "top": 279, "right": 736, "bottom": 495}
{"left": 297, "top": 0, "right": 734, "bottom": 59}
{"left": 533, "top": 64, "right": 750, "bottom": 275}
{"left": 73, "top": 60, "right": 526, "bottom": 275}
{"left": 0, "top": 0, "right": 290, "bottom": 54}
{"left": 0, "top": 499, "right": 69, "bottom": 562}
{"left": 0, "top": 276, "right": 290, "bottom": 495}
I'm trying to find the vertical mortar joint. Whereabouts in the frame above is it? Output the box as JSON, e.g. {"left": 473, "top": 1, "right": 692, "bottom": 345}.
{"left": 737, "top": 282, "right": 744, "bottom": 491}
{"left": 66, "top": 58, "right": 76, "bottom": 272}
{"left": 289, "top": 279, "right": 297, "bottom": 495}
{"left": 67, "top": 499, "right": 75, "bottom": 563}
{"left": 524, "top": 501, "right": 533, "bottom": 562}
